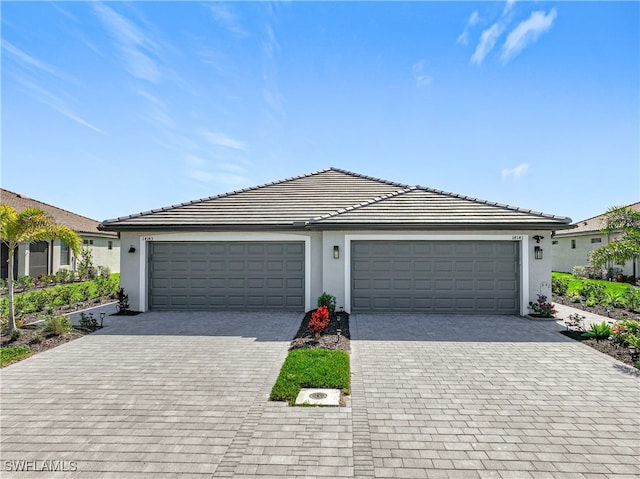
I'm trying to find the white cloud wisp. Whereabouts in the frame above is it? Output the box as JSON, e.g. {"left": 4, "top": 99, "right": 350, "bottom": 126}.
{"left": 501, "top": 163, "right": 529, "bottom": 181}
{"left": 501, "top": 9, "right": 558, "bottom": 63}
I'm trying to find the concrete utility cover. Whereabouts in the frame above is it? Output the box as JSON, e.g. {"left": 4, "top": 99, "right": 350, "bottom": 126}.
{"left": 295, "top": 388, "right": 341, "bottom": 406}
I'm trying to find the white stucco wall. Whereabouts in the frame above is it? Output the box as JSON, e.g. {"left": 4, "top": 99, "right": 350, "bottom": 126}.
{"left": 118, "top": 229, "right": 554, "bottom": 316}
{"left": 552, "top": 232, "right": 637, "bottom": 277}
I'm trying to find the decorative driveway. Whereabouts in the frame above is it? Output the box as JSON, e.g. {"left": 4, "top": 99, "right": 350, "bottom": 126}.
{"left": 1, "top": 312, "right": 638, "bottom": 478}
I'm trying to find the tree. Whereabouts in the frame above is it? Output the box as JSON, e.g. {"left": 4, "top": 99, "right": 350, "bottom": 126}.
{"left": 589, "top": 205, "right": 640, "bottom": 278}
{"left": 0, "top": 206, "right": 81, "bottom": 331}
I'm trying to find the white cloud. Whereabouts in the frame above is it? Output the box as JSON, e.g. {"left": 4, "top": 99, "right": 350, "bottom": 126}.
{"left": 13, "top": 75, "right": 104, "bottom": 134}
{"left": 456, "top": 10, "right": 480, "bottom": 45}
{"left": 93, "top": 2, "right": 160, "bottom": 82}
{"left": 200, "top": 131, "right": 247, "bottom": 151}
{"left": 471, "top": 23, "right": 504, "bottom": 65}
{"left": 501, "top": 163, "right": 529, "bottom": 181}
{"left": 209, "top": 4, "right": 248, "bottom": 37}
{"left": 504, "top": 0, "right": 517, "bottom": 15}
{"left": 412, "top": 60, "right": 433, "bottom": 88}
{"left": 501, "top": 9, "right": 557, "bottom": 62}
{"left": 2, "top": 40, "right": 63, "bottom": 78}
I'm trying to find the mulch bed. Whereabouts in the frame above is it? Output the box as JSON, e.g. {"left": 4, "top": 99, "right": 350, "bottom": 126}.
{"left": 560, "top": 329, "right": 637, "bottom": 367}
{"left": 17, "top": 296, "right": 118, "bottom": 326}
{"left": 1, "top": 323, "right": 89, "bottom": 356}
{"left": 553, "top": 295, "right": 640, "bottom": 322}
{"left": 289, "top": 311, "right": 350, "bottom": 352}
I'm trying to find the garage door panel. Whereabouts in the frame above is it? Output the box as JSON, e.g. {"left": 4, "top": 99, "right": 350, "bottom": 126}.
{"left": 149, "top": 241, "right": 304, "bottom": 310}
{"left": 352, "top": 240, "right": 519, "bottom": 314}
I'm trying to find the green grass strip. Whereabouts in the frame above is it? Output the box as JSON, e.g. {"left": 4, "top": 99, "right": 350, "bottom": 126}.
{"left": 1, "top": 346, "right": 33, "bottom": 367}
{"left": 552, "top": 272, "right": 633, "bottom": 296}
{"left": 270, "top": 348, "right": 350, "bottom": 404}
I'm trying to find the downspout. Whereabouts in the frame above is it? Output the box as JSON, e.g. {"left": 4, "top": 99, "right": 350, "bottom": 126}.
{"left": 50, "top": 240, "right": 54, "bottom": 275}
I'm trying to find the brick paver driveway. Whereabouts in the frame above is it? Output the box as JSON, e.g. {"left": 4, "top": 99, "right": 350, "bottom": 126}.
{"left": 1, "top": 312, "right": 638, "bottom": 478}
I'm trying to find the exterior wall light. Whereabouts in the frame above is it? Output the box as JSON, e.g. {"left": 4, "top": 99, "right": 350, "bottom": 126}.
{"left": 333, "top": 245, "right": 340, "bottom": 259}
{"left": 128, "top": 246, "right": 136, "bottom": 253}
{"left": 534, "top": 246, "right": 543, "bottom": 260}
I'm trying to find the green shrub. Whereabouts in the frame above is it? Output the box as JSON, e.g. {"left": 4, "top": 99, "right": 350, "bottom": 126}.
{"left": 317, "top": 292, "right": 336, "bottom": 317}
{"left": 582, "top": 321, "right": 612, "bottom": 340}
{"left": 573, "top": 266, "right": 588, "bottom": 279}
{"left": 76, "top": 285, "right": 91, "bottom": 302}
{"left": 57, "top": 286, "right": 74, "bottom": 306}
{"left": 601, "top": 291, "right": 627, "bottom": 309}
{"left": 55, "top": 269, "right": 76, "bottom": 284}
{"left": 26, "top": 290, "right": 49, "bottom": 312}
{"left": 577, "top": 282, "right": 606, "bottom": 302}
{"left": 551, "top": 278, "right": 569, "bottom": 296}
{"left": 624, "top": 289, "right": 640, "bottom": 311}
{"left": 93, "top": 276, "right": 113, "bottom": 297}
{"left": 77, "top": 248, "right": 96, "bottom": 281}
{"left": 29, "top": 335, "right": 43, "bottom": 344}
{"left": 528, "top": 294, "right": 556, "bottom": 318}
{"left": 16, "top": 275, "right": 34, "bottom": 291}
{"left": 97, "top": 265, "right": 111, "bottom": 278}
{"left": 41, "top": 315, "right": 72, "bottom": 336}
{"left": 78, "top": 312, "right": 99, "bottom": 331}
{"left": 9, "top": 328, "right": 21, "bottom": 342}
{"left": 571, "top": 295, "right": 582, "bottom": 303}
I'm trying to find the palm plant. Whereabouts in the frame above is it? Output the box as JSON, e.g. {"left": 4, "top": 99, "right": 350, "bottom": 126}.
{"left": 589, "top": 206, "right": 640, "bottom": 278}
{"left": 0, "top": 206, "right": 81, "bottom": 331}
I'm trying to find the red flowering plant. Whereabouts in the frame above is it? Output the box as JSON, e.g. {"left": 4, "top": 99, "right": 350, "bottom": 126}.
{"left": 528, "top": 294, "right": 557, "bottom": 318}
{"left": 308, "top": 305, "right": 330, "bottom": 338}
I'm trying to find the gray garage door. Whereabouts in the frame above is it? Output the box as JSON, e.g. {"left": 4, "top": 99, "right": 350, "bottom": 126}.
{"left": 351, "top": 240, "right": 519, "bottom": 313}
{"left": 148, "top": 242, "right": 305, "bottom": 310}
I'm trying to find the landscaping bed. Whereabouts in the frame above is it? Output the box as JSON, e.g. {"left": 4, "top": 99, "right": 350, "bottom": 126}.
{"left": 1, "top": 323, "right": 87, "bottom": 365}
{"left": 270, "top": 297, "right": 352, "bottom": 405}
{"left": 553, "top": 294, "right": 640, "bottom": 322}
{"left": 289, "top": 310, "right": 350, "bottom": 352}
{"left": 560, "top": 329, "right": 637, "bottom": 367}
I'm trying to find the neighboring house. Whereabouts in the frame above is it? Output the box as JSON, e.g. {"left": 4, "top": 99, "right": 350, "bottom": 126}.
{"left": 100, "top": 168, "right": 572, "bottom": 315}
{"left": 1, "top": 189, "right": 120, "bottom": 279}
{"left": 552, "top": 201, "right": 640, "bottom": 278}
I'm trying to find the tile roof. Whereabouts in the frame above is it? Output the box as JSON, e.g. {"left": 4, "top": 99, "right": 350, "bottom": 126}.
{"left": 1, "top": 189, "right": 117, "bottom": 237}
{"left": 553, "top": 201, "right": 640, "bottom": 237}
{"left": 101, "top": 167, "right": 573, "bottom": 231}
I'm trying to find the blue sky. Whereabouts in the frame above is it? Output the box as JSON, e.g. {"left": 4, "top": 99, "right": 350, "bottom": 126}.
{"left": 2, "top": 1, "right": 638, "bottom": 224}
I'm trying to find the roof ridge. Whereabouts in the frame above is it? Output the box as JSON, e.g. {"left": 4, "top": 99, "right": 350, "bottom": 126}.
{"left": 309, "top": 187, "right": 416, "bottom": 222}
{"left": 0, "top": 188, "right": 102, "bottom": 224}
{"left": 327, "top": 167, "right": 410, "bottom": 188}
{"left": 411, "top": 185, "right": 572, "bottom": 223}
{"left": 102, "top": 167, "right": 408, "bottom": 224}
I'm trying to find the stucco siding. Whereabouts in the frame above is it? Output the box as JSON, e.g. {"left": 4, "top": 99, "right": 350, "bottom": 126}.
{"left": 552, "top": 232, "right": 637, "bottom": 276}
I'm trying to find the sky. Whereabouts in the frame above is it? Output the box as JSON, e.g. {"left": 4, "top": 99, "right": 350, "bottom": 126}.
{"left": 2, "top": 1, "right": 638, "bottom": 224}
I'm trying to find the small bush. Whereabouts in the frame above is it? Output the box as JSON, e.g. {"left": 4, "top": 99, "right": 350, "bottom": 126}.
{"left": 582, "top": 321, "right": 612, "bottom": 341}
{"left": 29, "top": 335, "right": 44, "bottom": 344}
{"left": 117, "top": 288, "right": 129, "bottom": 313}
{"left": 601, "top": 291, "right": 626, "bottom": 309}
{"left": 55, "top": 269, "right": 76, "bottom": 284}
{"left": 57, "top": 285, "right": 74, "bottom": 306}
{"left": 308, "top": 306, "right": 330, "bottom": 335}
{"left": 573, "top": 265, "right": 588, "bottom": 279}
{"left": 571, "top": 295, "right": 582, "bottom": 303}
{"left": 93, "top": 276, "right": 112, "bottom": 297}
{"left": 528, "top": 294, "right": 556, "bottom": 318}
{"left": 9, "top": 328, "right": 21, "bottom": 342}
{"left": 78, "top": 312, "right": 99, "bottom": 331}
{"left": 624, "top": 289, "right": 640, "bottom": 311}
{"left": 565, "top": 313, "right": 585, "bottom": 331}
{"left": 16, "top": 275, "right": 34, "bottom": 291}
{"left": 41, "top": 315, "right": 72, "bottom": 337}
{"left": 551, "top": 278, "right": 569, "bottom": 296}
{"left": 606, "top": 267, "right": 623, "bottom": 281}
{"left": 76, "top": 285, "right": 91, "bottom": 302}
{"left": 577, "top": 282, "right": 606, "bottom": 302}
{"left": 317, "top": 292, "right": 336, "bottom": 317}
{"left": 97, "top": 265, "right": 111, "bottom": 278}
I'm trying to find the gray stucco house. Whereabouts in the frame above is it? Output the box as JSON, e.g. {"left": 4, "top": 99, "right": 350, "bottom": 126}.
{"left": 552, "top": 201, "right": 640, "bottom": 278}
{"left": 1, "top": 189, "right": 120, "bottom": 279}
{"left": 100, "top": 168, "right": 573, "bottom": 315}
